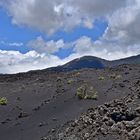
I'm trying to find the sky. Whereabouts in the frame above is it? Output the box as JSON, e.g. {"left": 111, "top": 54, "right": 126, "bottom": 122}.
{"left": 0, "top": 0, "right": 140, "bottom": 74}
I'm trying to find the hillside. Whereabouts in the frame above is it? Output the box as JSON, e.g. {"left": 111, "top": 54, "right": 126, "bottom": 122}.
{"left": 47, "top": 55, "right": 140, "bottom": 72}
{"left": 0, "top": 63, "right": 139, "bottom": 140}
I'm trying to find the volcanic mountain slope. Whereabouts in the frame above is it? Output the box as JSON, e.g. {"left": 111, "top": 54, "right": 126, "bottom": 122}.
{"left": 112, "top": 54, "right": 140, "bottom": 66}
{"left": 47, "top": 56, "right": 106, "bottom": 72}
{"left": 0, "top": 64, "right": 139, "bottom": 140}
{"left": 47, "top": 54, "right": 140, "bottom": 72}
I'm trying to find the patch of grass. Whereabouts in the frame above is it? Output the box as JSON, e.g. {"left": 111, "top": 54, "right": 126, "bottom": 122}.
{"left": 84, "top": 92, "right": 98, "bottom": 100}
{"left": 0, "top": 97, "right": 7, "bottom": 105}
{"left": 85, "top": 86, "right": 98, "bottom": 100}
{"left": 76, "top": 85, "right": 85, "bottom": 99}
{"left": 67, "top": 79, "right": 73, "bottom": 84}
{"left": 98, "top": 76, "right": 105, "bottom": 80}
{"left": 76, "top": 85, "right": 98, "bottom": 100}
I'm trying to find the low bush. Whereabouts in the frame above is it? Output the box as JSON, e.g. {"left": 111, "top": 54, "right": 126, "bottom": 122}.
{"left": 76, "top": 86, "right": 85, "bottom": 99}
{"left": 76, "top": 85, "right": 98, "bottom": 100}
{"left": 67, "top": 79, "right": 73, "bottom": 84}
{"left": 0, "top": 97, "right": 7, "bottom": 105}
{"left": 98, "top": 76, "right": 105, "bottom": 80}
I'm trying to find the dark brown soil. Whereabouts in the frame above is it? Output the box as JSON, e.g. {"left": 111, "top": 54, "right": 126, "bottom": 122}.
{"left": 0, "top": 64, "right": 139, "bottom": 140}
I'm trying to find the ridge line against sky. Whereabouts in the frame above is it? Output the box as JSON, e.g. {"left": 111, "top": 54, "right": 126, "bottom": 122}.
{"left": 0, "top": 0, "right": 140, "bottom": 74}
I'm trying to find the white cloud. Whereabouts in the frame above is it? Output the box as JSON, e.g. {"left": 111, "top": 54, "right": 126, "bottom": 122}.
{"left": 8, "top": 42, "right": 23, "bottom": 47}
{"left": 74, "top": 36, "right": 94, "bottom": 54}
{"left": 73, "top": 36, "right": 140, "bottom": 60}
{"left": 1, "top": 0, "right": 140, "bottom": 47}
{"left": 0, "top": 50, "right": 68, "bottom": 74}
{"left": 1, "top": 0, "right": 140, "bottom": 46}
{"left": 0, "top": 0, "right": 127, "bottom": 34}
{"left": 28, "top": 36, "right": 64, "bottom": 54}
{"left": 105, "top": 0, "right": 140, "bottom": 46}
{"left": 0, "top": 41, "right": 23, "bottom": 47}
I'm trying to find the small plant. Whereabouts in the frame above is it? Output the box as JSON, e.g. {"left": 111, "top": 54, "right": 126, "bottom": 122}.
{"left": 76, "top": 85, "right": 98, "bottom": 100}
{"left": 85, "top": 86, "right": 98, "bottom": 100}
{"left": 98, "top": 76, "right": 105, "bottom": 80}
{"left": 67, "top": 79, "right": 73, "bottom": 84}
{"left": 0, "top": 97, "right": 7, "bottom": 105}
{"left": 76, "top": 86, "right": 85, "bottom": 99}
{"left": 84, "top": 93, "right": 98, "bottom": 100}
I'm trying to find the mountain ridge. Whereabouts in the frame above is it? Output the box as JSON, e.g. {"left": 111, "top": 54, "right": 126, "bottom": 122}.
{"left": 47, "top": 54, "right": 140, "bottom": 72}
{"left": 0, "top": 54, "right": 139, "bottom": 75}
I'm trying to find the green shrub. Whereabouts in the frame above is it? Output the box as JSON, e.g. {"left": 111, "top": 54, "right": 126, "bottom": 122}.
{"left": 76, "top": 85, "right": 98, "bottom": 100}
{"left": 85, "top": 86, "right": 98, "bottom": 100}
{"left": 98, "top": 76, "right": 105, "bottom": 80}
{"left": 67, "top": 79, "right": 73, "bottom": 84}
{"left": 76, "top": 86, "right": 85, "bottom": 99}
{"left": 0, "top": 97, "right": 7, "bottom": 105}
{"left": 84, "top": 92, "right": 98, "bottom": 100}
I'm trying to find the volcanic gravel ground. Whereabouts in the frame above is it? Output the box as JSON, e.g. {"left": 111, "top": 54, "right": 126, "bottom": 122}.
{"left": 0, "top": 64, "right": 139, "bottom": 140}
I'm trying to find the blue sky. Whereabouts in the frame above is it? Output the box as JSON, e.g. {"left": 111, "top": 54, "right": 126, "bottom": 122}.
{"left": 0, "top": 7, "right": 107, "bottom": 58}
{"left": 0, "top": 8, "right": 42, "bottom": 53}
{"left": 0, "top": 0, "right": 140, "bottom": 74}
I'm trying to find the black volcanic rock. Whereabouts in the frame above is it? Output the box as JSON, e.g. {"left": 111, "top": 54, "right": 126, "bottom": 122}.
{"left": 47, "top": 88, "right": 140, "bottom": 140}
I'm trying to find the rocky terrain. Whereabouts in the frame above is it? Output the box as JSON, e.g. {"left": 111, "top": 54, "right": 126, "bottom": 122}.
{"left": 0, "top": 63, "right": 139, "bottom": 140}
{"left": 48, "top": 81, "right": 140, "bottom": 140}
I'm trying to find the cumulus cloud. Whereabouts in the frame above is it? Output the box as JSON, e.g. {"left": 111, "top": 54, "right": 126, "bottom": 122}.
{"left": 0, "top": 0, "right": 127, "bottom": 34}
{"left": 28, "top": 36, "right": 64, "bottom": 54}
{"left": 1, "top": 0, "right": 140, "bottom": 44}
{"left": 73, "top": 36, "right": 140, "bottom": 60}
{"left": 0, "top": 50, "right": 68, "bottom": 74}
{"left": 1, "top": 0, "right": 140, "bottom": 47}
{"left": 105, "top": 0, "right": 140, "bottom": 46}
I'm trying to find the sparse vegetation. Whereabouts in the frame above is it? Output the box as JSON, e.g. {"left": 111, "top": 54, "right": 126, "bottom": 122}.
{"left": 84, "top": 93, "right": 98, "bottom": 100}
{"left": 98, "top": 76, "right": 105, "bottom": 80}
{"left": 110, "top": 74, "right": 122, "bottom": 80}
{"left": 67, "top": 79, "right": 73, "bottom": 84}
{"left": 0, "top": 97, "right": 7, "bottom": 105}
{"left": 76, "top": 85, "right": 85, "bottom": 99}
{"left": 76, "top": 85, "right": 98, "bottom": 100}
